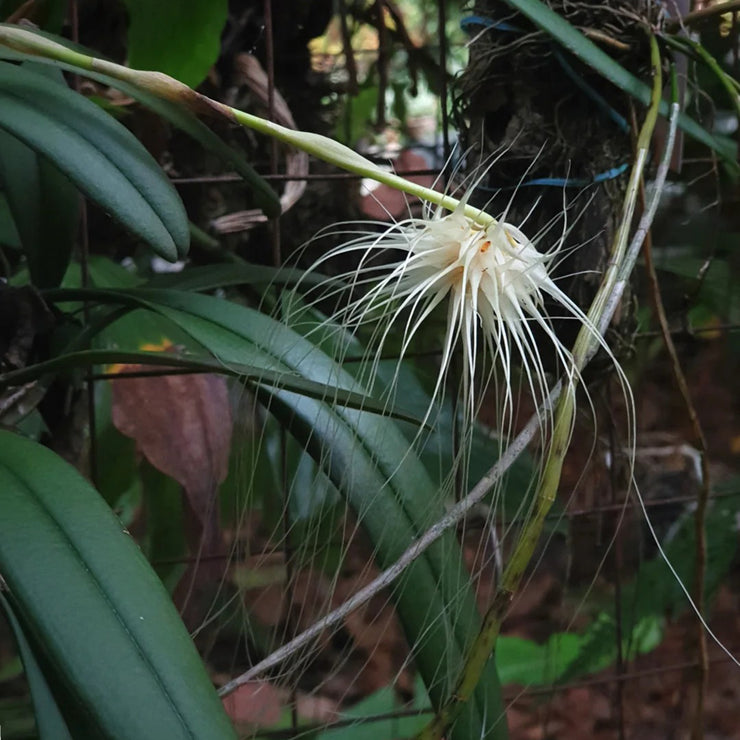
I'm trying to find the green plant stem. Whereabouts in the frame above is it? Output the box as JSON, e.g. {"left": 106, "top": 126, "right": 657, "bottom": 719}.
{"left": 498, "top": 0, "right": 735, "bottom": 166}
{"left": 414, "top": 33, "right": 665, "bottom": 740}
{"left": 0, "top": 23, "right": 493, "bottom": 227}
{"left": 640, "top": 72, "right": 711, "bottom": 733}
{"left": 661, "top": 33, "right": 740, "bottom": 122}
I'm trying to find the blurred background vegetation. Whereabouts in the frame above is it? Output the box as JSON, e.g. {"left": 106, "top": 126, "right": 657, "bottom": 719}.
{"left": 1, "top": 1, "right": 740, "bottom": 739}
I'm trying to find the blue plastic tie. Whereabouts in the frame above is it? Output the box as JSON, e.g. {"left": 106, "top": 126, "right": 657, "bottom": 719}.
{"left": 459, "top": 15, "right": 630, "bottom": 189}
{"left": 516, "top": 163, "right": 629, "bottom": 188}
{"left": 459, "top": 15, "right": 523, "bottom": 34}
{"left": 552, "top": 49, "right": 629, "bottom": 133}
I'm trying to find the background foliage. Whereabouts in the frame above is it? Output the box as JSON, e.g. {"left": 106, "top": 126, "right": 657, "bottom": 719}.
{"left": 1, "top": 1, "right": 739, "bottom": 739}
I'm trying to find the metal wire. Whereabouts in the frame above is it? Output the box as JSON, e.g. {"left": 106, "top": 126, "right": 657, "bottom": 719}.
{"left": 81, "top": 0, "right": 740, "bottom": 733}
{"left": 248, "top": 649, "right": 740, "bottom": 739}
{"left": 148, "top": 487, "right": 740, "bottom": 567}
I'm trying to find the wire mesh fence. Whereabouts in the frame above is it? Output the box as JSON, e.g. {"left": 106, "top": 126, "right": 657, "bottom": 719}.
{"left": 2, "top": 1, "right": 740, "bottom": 739}
{"left": 110, "top": 1, "right": 740, "bottom": 737}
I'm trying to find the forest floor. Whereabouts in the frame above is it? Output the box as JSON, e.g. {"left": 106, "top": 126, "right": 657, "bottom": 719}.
{"left": 216, "top": 330, "right": 740, "bottom": 739}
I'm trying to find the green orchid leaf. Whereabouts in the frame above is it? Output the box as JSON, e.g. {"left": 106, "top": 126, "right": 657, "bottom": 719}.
{"left": 0, "top": 430, "right": 236, "bottom": 739}
{"left": 0, "top": 592, "right": 73, "bottom": 739}
{"left": 501, "top": 0, "right": 737, "bottom": 164}
{"left": 121, "top": 0, "right": 227, "bottom": 89}
{"left": 0, "top": 61, "right": 189, "bottom": 260}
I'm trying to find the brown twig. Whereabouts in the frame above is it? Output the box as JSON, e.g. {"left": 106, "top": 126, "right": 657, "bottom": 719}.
{"left": 6, "top": 0, "right": 37, "bottom": 23}
{"left": 581, "top": 27, "right": 631, "bottom": 51}
{"left": 384, "top": 0, "right": 420, "bottom": 94}
{"left": 641, "top": 191, "right": 710, "bottom": 740}
{"left": 339, "top": 0, "right": 359, "bottom": 96}
{"left": 666, "top": 0, "right": 740, "bottom": 31}
{"left": 374, "top": 0, "right": 388, "bottom": 130}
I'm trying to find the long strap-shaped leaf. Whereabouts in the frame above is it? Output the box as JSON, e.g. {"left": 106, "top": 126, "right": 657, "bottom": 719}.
{"left": 0, "top": 47, "right": 281, "bottom": 219}
{"left": 0, "top": 592, "right": 73, "bottom": 739}
{"left": 0, "top": 431, "right": 237, "bottom": 739}
{"left": 46, "top": 287, "right": 507, "bottom": 739}
{"left": 0, "top": 62, "right": 189, "bottom": 260}
{"left": 143, "top": 290, "right": 507, "bottom": 739}
{"left": 0, "top": 63, "right": 79, "bottom": 289}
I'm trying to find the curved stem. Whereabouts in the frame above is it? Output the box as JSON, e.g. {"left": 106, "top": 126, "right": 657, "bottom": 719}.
{"left": 0, "top": 23, "right": 495, "bottom": 227}
{"left": 227, "top": 106, "right": 494, "bottom": 224}
{"left": 415, "top": 32, "right": 667, "bottom": 740}
{"left": 641, "top": 63, "right": 710, "bottom": 734}
{"left": 218, "top": 398, "right": 546, "bottom": 696}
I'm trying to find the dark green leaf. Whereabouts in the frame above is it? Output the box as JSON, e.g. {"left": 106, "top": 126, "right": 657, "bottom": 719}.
{"left": 0, "top": 592, "right": 72, "bottom": 739}
{"left": 121, "top": 0, "right": 228, "bottom": 89}
{"left": 0, "top": 346, "right": 401, "bottom": 423}
{"left": 28, "top": 287, "right": 426, "bottom": 422}
{"left": 0, "top": 66, "right": 78, "bottom": 288}
{"left": 59, "top": 256, "right": 204, "bottom": 355}
{"left": 1, "top": 40, "right": 276, "bottom": 216}
{"left": 264, "top": 391, "right": 504, "bottom": 739}
{"left": 59, "top": 287, "right": 505, "bottom": 739}
{"left": 0, "top": 41, "right": 279, "bottom": 218}
{"left": 0, "top": 190, "right": 21, "bottom": 249}
{"left": 501, "top": 0, "right": 737, "bottom": 165}
{"left": 145, "top": 263, "right": 326, "bottom": 292}
{"left": 0, "top": 61, "right": 189, "bottom": 260}
{"left": 0, "top": 430, "right": 237, "bottom": 739}
{"left": 139, "top": 292, "right": 504, "bottom": 738}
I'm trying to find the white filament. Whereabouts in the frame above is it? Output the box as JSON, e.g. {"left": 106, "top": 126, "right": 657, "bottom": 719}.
{"left": 293, "top": 200, "right": 594, "bottom": 453}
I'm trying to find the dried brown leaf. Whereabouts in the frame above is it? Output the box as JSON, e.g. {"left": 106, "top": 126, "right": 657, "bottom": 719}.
{"left": 110, "top": 365, "right": 232, "bottom": 548}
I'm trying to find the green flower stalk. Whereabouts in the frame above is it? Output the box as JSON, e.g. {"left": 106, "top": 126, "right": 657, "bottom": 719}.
{"left": 0, "top": 22, "right": 605, "bottom": 445}
{"left": 0, "top": 22, "right": 657, "bottom": 738}
{"left": 414, "top": 33, "right": 665, "bottom": 740}
{"left": 0, "top": 24, "right": 492, "bottom": 227}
